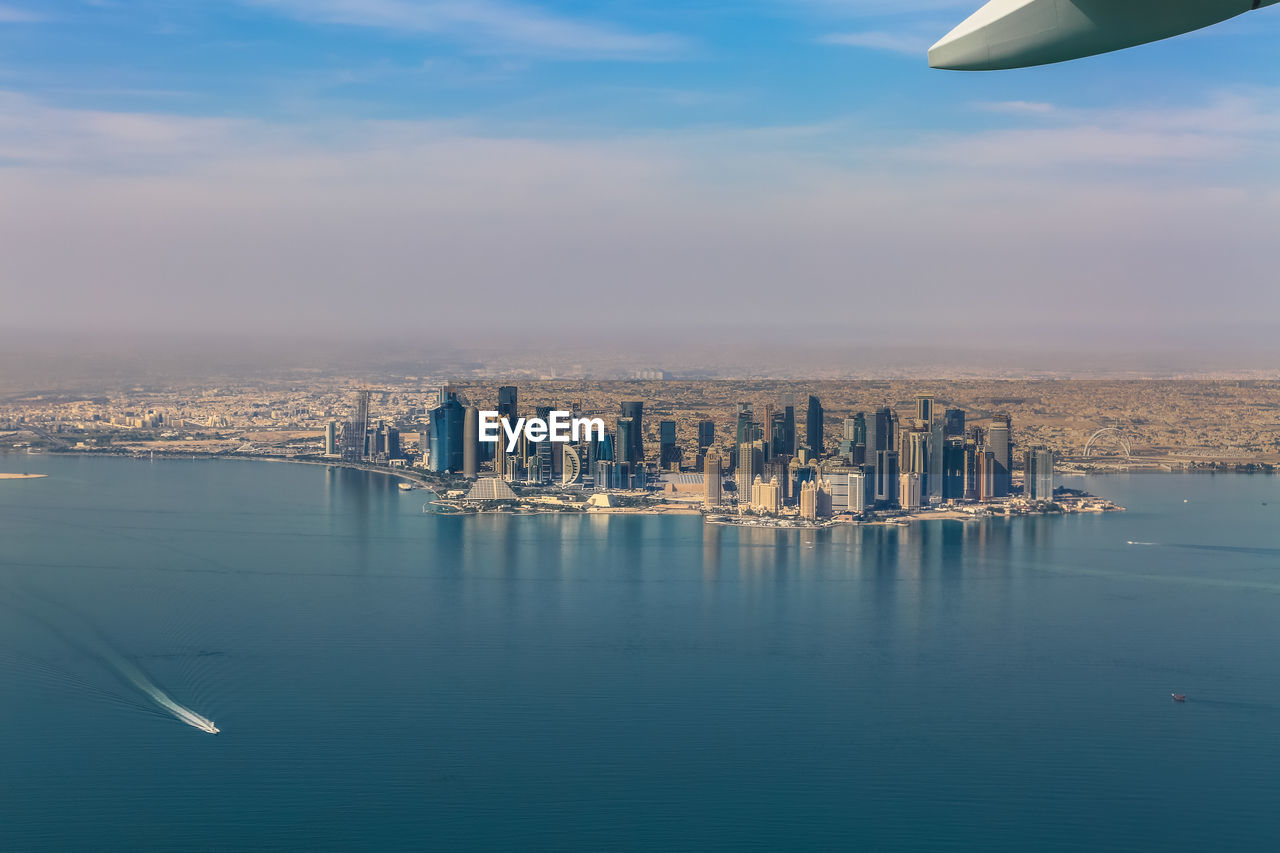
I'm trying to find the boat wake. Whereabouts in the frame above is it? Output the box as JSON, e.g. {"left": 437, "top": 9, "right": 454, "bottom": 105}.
{"left": 100, "top": 646, "right": 220, "bottom": 734}
{"left": 1126, "top": 541, "right": 1158, "bottom": 546}
{"left": 0, "top": 585, "right": 220, "bottom": 735}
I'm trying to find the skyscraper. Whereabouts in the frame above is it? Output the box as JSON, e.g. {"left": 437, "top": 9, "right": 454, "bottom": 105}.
{"left": 616, "top": 417, "right": 637, "bottom": 466}
{"left": 341, "top": 390, "right": 371, "bottom": 463}
{"left": 497, "top": 386, "right": 518, "bottom": 421}
{"left": 736, "top": 439, "right": 762, "bottom": 499}
{"left": 988, "top": 421, "right": 1012, "bottom": 497}
{"left": 783, "top": 406, "right": 796, "bottom": 455}
{"left": 1025, "top": 448, "right": 1055, "bottom": 500}
{"left": 944, "top": 408, "right": 966, "bottom": 438}
{"left": 697, "top": 419, "right": 715, "bottom": 450}
{"left": 875, "top": 449, "right": 900, "bottom": 506}
{"left": 704, "top": 455, "right": 722, "bottom": 507}
{"left": 462, "top": 406, "right": 480, "bottom": 479}
{"left": 735, "top": 403, "right": 754, "bottom": 445}
{"left": 915, "top": 395, "right": 934, "bottom": 424}
{"left": 620, "top": 401, "right": 644, "bottom": 462}
{"left": 324, "top": 421, "right": 337, "bottom": 456}
{"left": 806, "top": 395, "right": 824, "bottom": 457}
{"left": 428, "top": 391, "right": 465, "bottom": 473}
{"left": 659, "top": 420, "right": 678, "bottom": 469}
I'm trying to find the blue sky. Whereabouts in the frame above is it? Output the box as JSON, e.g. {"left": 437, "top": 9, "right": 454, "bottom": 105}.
{"left": 3, "top": 1, "right": 1280, "bottom": 348}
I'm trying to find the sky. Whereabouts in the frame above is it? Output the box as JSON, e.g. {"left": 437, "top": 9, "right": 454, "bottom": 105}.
{"left": 2, "top": 1, "right": 1280, "bottom": 362}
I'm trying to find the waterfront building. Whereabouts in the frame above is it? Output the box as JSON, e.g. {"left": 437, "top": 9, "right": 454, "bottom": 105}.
{"left": 428, "top": 391, "right": 465, "bottom": 474}
{"left": 750, "top": 475, "right": 782, "bottom": 514}
{"left": 462, "top": 406, "right": 480, "bottom": 479}
{"left": 943, "top": 439, "right": 966, "bottom": 501}
{"left": 324, "top": 421, "right": 337, "bottom": 456}
{"left": 876, "top": 449, "right": 900, "bottom": 507}
{"left": 704, "top": 455, "right": 722, "bottom": 507}
{"left": 464, "top": 477, "right": 518, "bottom": 501}
{"left": 848, "top": 468, "right": 868, "bottom": 514}
{"left": 341, "top": 389, "right": 371, "bottom": 463}
{"left": 988, "top": 421, "right": 1012, "bottom": 497}
{"left": 928, "top": 420, "right": 945, "bottom": 501}
{"left": 799, "top": 480, "right": 817, "bottom": 520}
{"left": 899, "top": 472, "right": 924, "bottom": 510}
{"left": 977, "top": 450, "right": 996, "bottom": 501}
{"left": 736, "top": 439, "right": 762, "bottom": 499}
{"left": 1025, "top": 447, "right": 1055, "bottom": 500}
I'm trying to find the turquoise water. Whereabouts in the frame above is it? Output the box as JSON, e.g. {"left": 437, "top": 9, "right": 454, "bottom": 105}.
{"left": 1, "top": 454, "right": 1279, "bottom": 851}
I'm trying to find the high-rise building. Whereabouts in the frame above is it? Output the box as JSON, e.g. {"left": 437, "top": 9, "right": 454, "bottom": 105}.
{"left": 1025, "top": 448, "right": 1055, "bottom": 500}
{"left": 704, "top": 455, "right": 722, "bottom": 507}
{"left": 497, "top": 386, "right": 518, "bottom": 420}
{"left": 561, "top": 444, "right": 582, "bottom": 486}
{"left": 848, "top": 469, "right": 868, "bottom": 514}
{"left": 659, "top": 420, "right": 678, "bottom": 469}
{"left": 735, "top": 439, "right": 762, "bottom": 499}
{"left": 750, "top": 475, "right": 782, "bottom": 514}
{"left": 735, "top": 404, "right": 754, "bottom": 446}
{"left": 620, "top": 402, "right": 644, "bottom": 462}
{"left": 915, "top": 395, "right": 934, "bottom": 424}
{"left": 988, "top": 421, "right": 1012, "bottom": 497}
{"left": 977, "top": 450, "right": 996, "bottom": 501}
{"left": 428, "top": 391, "right": 465, "bottom": 473}
{"left": 875, "top": 449, "right": 900, "bottom": 506}
{"left": 783, "top": 406, "right": 796, "bottom": 455}
{"left": 324, "top": 421, "right": 337, "bottom": 456}
{"left": 899, "top": 472, "right": 924, "bottom": 509}
{"left": 616, "top": 417, "right": 637, "bottom": 466}
{"left": 462, "top": 406, "right": 480, "bottom": 479}
{"left": 697, "top": 419, "right": 715, "bottom": 450}
{"left": 944, "top": 408, "right": 966, "bottom": 438}
{"left": 341, "top": 390, "right": 371, "bottom": 463}
{"left": 806, "top": 395, "right": 824, "bottom": 457}
{"left": 799, "top": 479, "right": 818, "bottom": 520}
{"left": 943, "top": 438, "right": 966, "bottom": 501}
{"left": 928, "top": 420, "right": 945, "bottom": 501}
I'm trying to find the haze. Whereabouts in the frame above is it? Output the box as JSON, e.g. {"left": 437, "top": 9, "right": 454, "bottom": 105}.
{"left": 1, "top": 1, "right": 1279, "bottom": 368}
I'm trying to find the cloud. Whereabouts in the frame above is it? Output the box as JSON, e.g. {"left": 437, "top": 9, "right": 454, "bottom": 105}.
{"left": 818, "top": 30, "right": 930, "bottom": 55}
{"left": 976, "top": 100, "right": 1056, "bottom": 115}
{"left": 1, "top": 90, "right": 1279, "bottom": 340}
{"left": 241, "top": 0, "right": 687, "bottom": 59}
{"left": 0, "top": 4, "right": 43, "bottom": 22}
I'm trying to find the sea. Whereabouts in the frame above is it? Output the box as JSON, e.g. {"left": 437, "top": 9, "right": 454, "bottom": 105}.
{"left": 1, "top": 453, "right": 1278, "bottom": 851}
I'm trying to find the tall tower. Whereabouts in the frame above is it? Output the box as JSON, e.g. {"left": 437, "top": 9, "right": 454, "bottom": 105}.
{"left": 988, "top": 421, "right": 1012, "bottom": 497}
{"left": 915, "top": 394, "right": 935, "bottom": 425}
{"left": 620, "top": 401, "right": 644, "bottom": 462}
{"left": 324, "top": 421, "right": 337, "bottom": 456}
{"left": 462, "top": 406, "right": 480, "bottom": 479}
{"left": 341, "top": 390, "right": 371, "bottom": 463}
{"left": 704, "top": 455, "right": 722, "bottom": 507}
{"left": 806, "top": 395, "right": 824, "bottom": 457}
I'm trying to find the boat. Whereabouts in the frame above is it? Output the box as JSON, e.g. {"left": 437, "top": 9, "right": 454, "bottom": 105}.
{"left": 1171, "top": 693, "right": 1187, "bottom": 702}
{"left": 398, "top": 482, "right": 414, "bottom": 491}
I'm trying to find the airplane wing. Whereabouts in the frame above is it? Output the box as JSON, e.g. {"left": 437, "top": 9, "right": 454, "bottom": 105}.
{"left": 929, "top": 0, "right": 1277, "bottom": 70}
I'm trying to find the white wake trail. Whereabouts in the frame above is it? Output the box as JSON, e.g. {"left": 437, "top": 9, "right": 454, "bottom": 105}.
{"left": 101, "top": 647, "right": 220, "bottom": 734}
